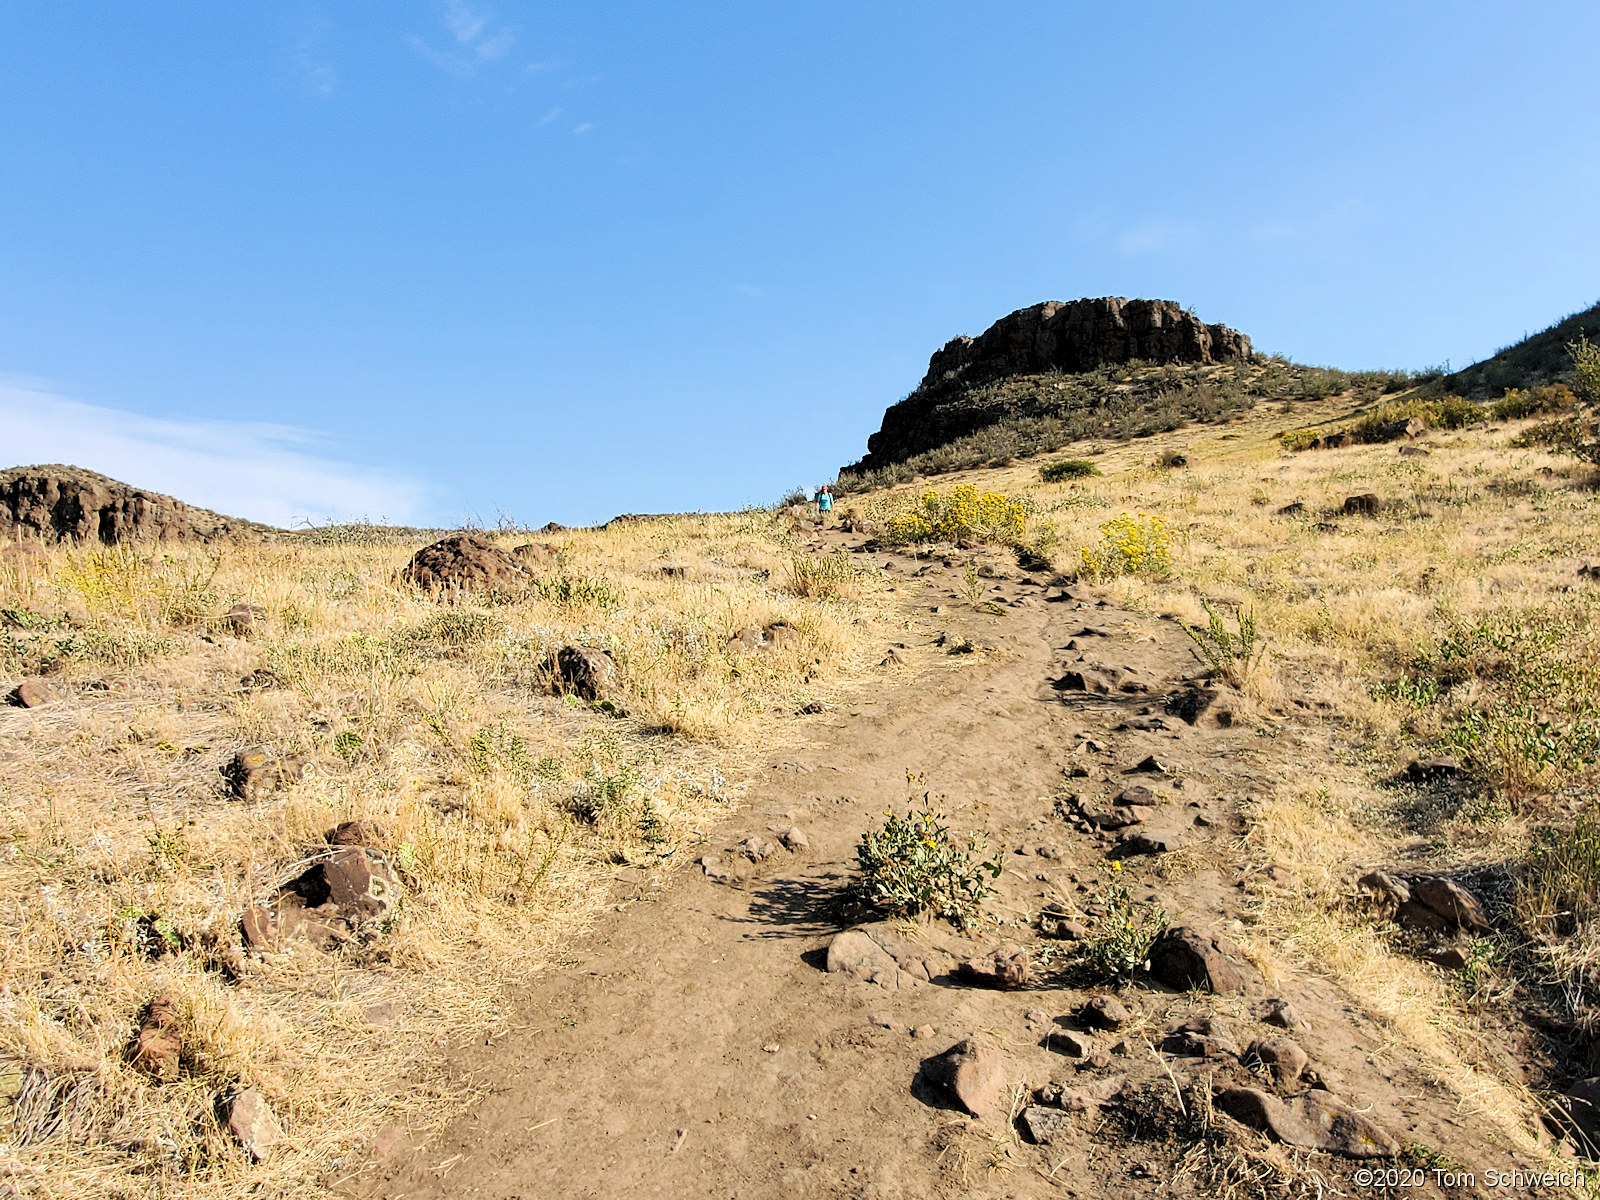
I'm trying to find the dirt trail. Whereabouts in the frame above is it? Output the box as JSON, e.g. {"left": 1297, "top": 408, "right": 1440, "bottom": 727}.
{"left": 359, "top": 532, "right": 1537, "bottom": 1199}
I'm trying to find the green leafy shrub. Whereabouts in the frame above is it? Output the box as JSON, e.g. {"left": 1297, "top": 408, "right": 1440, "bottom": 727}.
{"left": 534, "top": 574, "right": 623, "bottom": 610}
{"left": 1571, "top": 336, "right": 1600, "bottom": 405}
{"left": 847, "top": 796, "right": 1002, "bottom": 930}
{"left": 1492, "top": 384, "right": 1577, "bottom": 421}
{"left": 1039, "top": 459, "right": 1100, "bottom": 482}
{"left": 1080, "top": 877, "right": 1167, "bottom": 980}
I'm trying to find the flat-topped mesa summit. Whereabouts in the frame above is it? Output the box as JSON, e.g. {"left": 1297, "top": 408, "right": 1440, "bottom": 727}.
{"left": 851, "top": 297, "right": 1252, "bottom": 472}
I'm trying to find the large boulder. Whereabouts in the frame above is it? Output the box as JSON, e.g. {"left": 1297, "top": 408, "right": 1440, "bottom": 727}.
{"left": 1216, "top": 1087, "right": 1398, "bottom": 1158}
{"left": 552, "top": 646, "right": 617, "bottom": 700}
{"left": 401, "top": 533, "right": 526, "bottom": 595}
{"left": 1148, "top": 926, "right": 1257, "bottom": 995}
{"left": 922, "top": 1037, "right": 1006, "bottom": 1117}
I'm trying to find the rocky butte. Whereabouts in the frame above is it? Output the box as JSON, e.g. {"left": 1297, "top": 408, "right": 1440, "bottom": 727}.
{"left": 851, "top": 296, "right": 1251, "bottom": 472}
{"left": 0, "top": 464, "right": 268, "bottom": 545}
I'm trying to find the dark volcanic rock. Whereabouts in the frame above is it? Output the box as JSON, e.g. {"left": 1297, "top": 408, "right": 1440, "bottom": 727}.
{"left": 0, "top": 464, "right": 263, "bottom": 545}
{"left": 851, "top": 298, "right": 1251, "bottom": 470}
{"left": 401, "top": 533, "right": 526, "bottom": 595}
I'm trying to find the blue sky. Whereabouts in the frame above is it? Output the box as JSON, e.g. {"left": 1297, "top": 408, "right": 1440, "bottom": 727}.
{"left": 2, "top": 2, "right": 1597, "bottom": 528}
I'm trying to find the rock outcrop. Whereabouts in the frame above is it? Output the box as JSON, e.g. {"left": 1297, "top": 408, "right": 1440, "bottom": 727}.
{"left": 0, "top": 465, "right": 266, "bottom": 545}
{"left": 850, "top": 298, "right": 1251, "bottom": 471}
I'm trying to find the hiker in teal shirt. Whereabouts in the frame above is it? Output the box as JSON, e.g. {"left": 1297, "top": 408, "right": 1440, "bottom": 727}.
{"left": 816, "top": 486, "right": 833, "bottom": 518}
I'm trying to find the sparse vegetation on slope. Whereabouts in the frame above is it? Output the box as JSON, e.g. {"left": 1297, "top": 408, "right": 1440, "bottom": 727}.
{"left": 0, "top": 510, "right": 886, "bottom": 1198}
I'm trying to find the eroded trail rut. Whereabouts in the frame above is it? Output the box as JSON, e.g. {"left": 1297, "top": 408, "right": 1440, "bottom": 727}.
{"left": 362, "top": 534, "right": 1534, "bottom": 1200}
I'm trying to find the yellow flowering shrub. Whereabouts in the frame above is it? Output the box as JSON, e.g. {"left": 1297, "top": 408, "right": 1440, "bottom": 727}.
{"left": 1079, "top": 512, "right": 1173, "bottom": 581}
{"left": 882, "top": 484, "right": 1029, "bottom": 546}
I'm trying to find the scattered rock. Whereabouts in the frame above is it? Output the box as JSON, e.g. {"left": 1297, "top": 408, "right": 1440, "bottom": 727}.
{"left": 1342, "top": 493, "right": 1381, "bottom": 517}
{"left": 1424, "top": 945, "right": 1469, "bottom": 970}
{"left": 1276, "top": 502, "right": 1305, "bottom": 517}
{"left": 5, "top": 678, "right": 57, "bottom": 708}
{"left": 1404, "top": 756, "right": 1461, "bottom": 783}
{"left": 552, "top": 645, "right": 617, "bottom": 700}
{"left": 223, "top": 603, "right": 264, "bottom": 637}
{"left": 1020, "top": 1105, "right": 1074, "bottom": 1144}
{"left": 269, "top": 847, "right": 403, "bottom": 948}
{"left": 912, "top": 1024, "right": 935, "bottom": 1040}
{"left": 1165, "top": 687, "right": 1218, "bottom": 725}
{"left": 826, "top": 924, "right": 947, "bottom": 990}
{"left": 1038, "top": 915, "right": 1090, "bottom": 940}
{"left": 1114, "top": 785, "right": 1158, "bottom": 806}
{"left": 1058, "top": 1073, "right": 1127, "bottom": 1111}
{"left": 1357, "top": 871, "right": 1410, "bottom": 907}
{"left": 1246, "top": 1036, "right": 1310, "bottom": 1085}
{"left": 1148, "top": 926, "right": 1255, "bottom": 995}
{"left": 227, "top": 1087, "right": 283, "bottom": 1162}
{"left": 326, "top": 819, "right": 385, "bottom": 848}
{"left": 1162, "top": 1016, "right": 1240, "bottom": 1059}
{"left": 1260, "top": 997, "right": 1308, "bottom": 1030}
{"left": 868, "top": 1012, "right": 896, "bottom": 1030}
{"left": 922, "top": 1036, "right": 1006, "bottom": 1117}
{"left": 1048, "top": 1029, "right": 1095, "bottom": 1058}
{"left": 958, "top": 943, "right": 1032, "bottom": 990}
{"left": 1395, "top": 900, "right": 1453, "bottom": 933}
{"left": 880, "top": 648, "right": 906, "bottom": 667}
{"left": 1399, "top": 445, "right": 1430, "bottom": 457}
{"left": 131, "top": 996, "right": 183, "bottom": 1081}
{"left": 401, "top": 533, "right": 526, "bottom": 596}
{"left": 1558, "top": 1078, "right": 1600, "bottom": 1155}
{"left": 222, "top": 747, "right": 305, "bottom": 801}
{"left": 1118, "top": 827, "right": 1186, "bottom": 855}
{"left": 725, "top": 627, "right": 763, "bottom": 654}
{"left": 1081, "top": 994, "right": 1130, "bottom": 1031}
{"left": 739, "top": 836, "right": 777, "bottom": 862}
{"left": 1054, "top": 670, "right": 1112, "bottom": 694}
{"left": 239, "top": 669, "right": 281, "bottom": 691}
{"left": 779, "top": 827, "right": 809, "bottom": 852}
{"left": 1216, "top": 1087, "right": 1398, "bottom": 1158}
{"left": 1410, "top": 876, "right": 1490, "bottom": 932}
{"left": 764, "top": 621, "right": 802, "bottom": 650}
{"left": 1126, "top": 756, "right": 1170, "bottom": 774}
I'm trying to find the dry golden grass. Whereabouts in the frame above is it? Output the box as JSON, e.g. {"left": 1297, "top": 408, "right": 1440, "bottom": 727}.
{"left": 0, "top": 510, "right": 891, "bottom": 1197}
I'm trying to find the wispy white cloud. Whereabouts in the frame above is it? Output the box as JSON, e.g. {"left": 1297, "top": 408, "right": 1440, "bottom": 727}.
{"left": 295, "top": 20, "right": 338, "bottom": 97}
{"left": 572, "top": 122, "right": 593, "bottom": 136}
{"left": 538, "top": 106, "right": 563, "bottom": 126}
{"left": 0, "top": 379, "right": 428, "bottom": 529}
{"left": 411, "top": 1, "right": 517, "bottom": 76}
{"left": 1115, "top": 219, "right": 1196, "bottom": 256}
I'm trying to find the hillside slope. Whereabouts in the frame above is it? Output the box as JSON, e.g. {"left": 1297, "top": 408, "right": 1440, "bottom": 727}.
{"left": 1444, "top": 299, "right": 1600, "bottom": 398}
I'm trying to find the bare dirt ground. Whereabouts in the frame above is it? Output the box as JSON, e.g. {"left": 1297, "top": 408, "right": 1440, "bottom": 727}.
{"left": 357, "top": 526, "right": 1545, "bottom": 1200}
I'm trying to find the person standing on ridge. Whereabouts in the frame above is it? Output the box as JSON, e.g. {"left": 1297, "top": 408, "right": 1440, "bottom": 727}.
{"left": 816, "top": 485, "right": 833, "bottom": 523}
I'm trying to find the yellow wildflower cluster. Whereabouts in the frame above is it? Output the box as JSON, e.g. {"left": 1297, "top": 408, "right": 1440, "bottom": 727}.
{"left": 1079, "top": 512, "right": 1173, "bottom": 581}
{"left": 883, "top": 484, "right": 1029, "bottom": 546}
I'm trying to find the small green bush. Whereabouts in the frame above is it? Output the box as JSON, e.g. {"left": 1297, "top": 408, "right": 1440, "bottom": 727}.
{"left": 1570, "top": 336, "right": 1600, "bottom": 405}
{"left": 534, "top": 574, "right": 623, "bottom": 610}
{"left": 847, "top": 799, "right": 1002, "bottom": 930}
{"left": 1492, "top": 384, "right": 1577, "bottom": 421}
{"left": 1080, "top": 878, "right": 1167, "bottom": 980}
{"left": 1179, "top": 601, "right": 1264, "bottom": 688}
{"left": 1039, "top": 459, "right": 1100, "bottom": 482}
